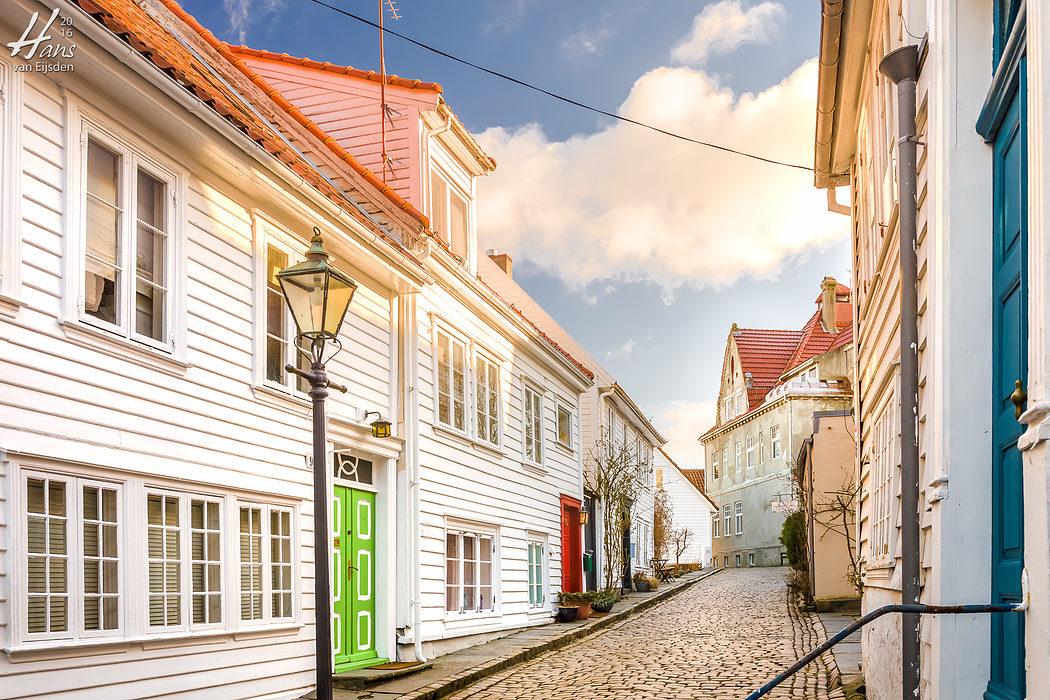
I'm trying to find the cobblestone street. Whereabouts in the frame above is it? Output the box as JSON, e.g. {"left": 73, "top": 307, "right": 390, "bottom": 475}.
{"left": 449, "top": 568, "right": 843, "bottom": 700}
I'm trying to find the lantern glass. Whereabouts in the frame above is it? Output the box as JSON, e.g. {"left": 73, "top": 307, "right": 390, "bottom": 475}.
{"left": 324, "top": 273, "right": 356, "bottom": 337}
{"left": 580, "top": 510, "right": 590, "bottom": 526}
{"left": 279, "top": 270, "right": 327, "bottom": 338}
{"left": 370, "top": 419, "right": 392, "bottom": 439}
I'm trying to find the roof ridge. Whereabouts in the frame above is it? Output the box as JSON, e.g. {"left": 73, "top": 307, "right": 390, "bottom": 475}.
{"left": 228, "top": 45, "right": 444, "bottom": 93}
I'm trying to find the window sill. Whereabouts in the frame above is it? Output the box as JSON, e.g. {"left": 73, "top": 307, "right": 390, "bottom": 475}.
{"left": 0, "top": 292, "right": 22, "bottom": 319}
{"left": 528, "top": 607, "right": 553, "bottom": 618}
{"left": 5, "top": 622, "right": 304, "bottom": 661}
{"left": 59, "top": 319, "right": 189, "bottom": 377}
{"left": 554, "top": 440, "right": 575, "bottom": 457}
{"left": 251, "top": 382, "right": 311, "bottom": 414}
{"left": 522, "top": 461, "right": 548, "bottom": 477}
{"left": 442, "top": 611, "right": 501, "bottom": 626}
{"left": 432, "top": 423, "right": 506, "bottom": 457}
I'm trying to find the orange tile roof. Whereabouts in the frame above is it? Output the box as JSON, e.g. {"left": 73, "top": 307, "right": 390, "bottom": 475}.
{"left": 658, "top": 448, "right": 717, "bottom": 510}
{"left": 228, "top": 45, "right": 443, "bottom": 93}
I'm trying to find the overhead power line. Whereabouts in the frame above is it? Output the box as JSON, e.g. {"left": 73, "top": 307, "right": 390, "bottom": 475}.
{"left": 301, "top": 0, "right": 814, "bottom": 172}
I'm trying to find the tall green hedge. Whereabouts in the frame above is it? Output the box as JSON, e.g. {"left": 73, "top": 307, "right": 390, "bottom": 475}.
{"left": 780, "top": 511, "right": 808, "bottom": 570}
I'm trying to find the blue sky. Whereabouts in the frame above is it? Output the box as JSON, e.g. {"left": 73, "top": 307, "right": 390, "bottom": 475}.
{"left": 180, "top": 0, "right": 850, "bottom": 466}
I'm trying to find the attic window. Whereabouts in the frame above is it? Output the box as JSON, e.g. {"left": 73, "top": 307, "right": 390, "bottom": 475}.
{"left": 744, "top": 372, "right": 753, "bottom": 388}
{"left": 430, "top": 169, "right": 470, "bottom": 260}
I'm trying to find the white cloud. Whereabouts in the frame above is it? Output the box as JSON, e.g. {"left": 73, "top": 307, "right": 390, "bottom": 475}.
{"left": 648, "top": 400, "right": 717, "bottom": 469}
{"left": 562, "top": 28, "right": 612, "bottom": 57}
{"left": 476, "top": 60, "right": 846, "bottom": 293}
{"left": 606, "top": 340, "right": 637, "bottom": 360}
{"left": 671, "top": 0, "right": 786, "bottom": 66}
{"left": 223, "top": 0, "right": 282, "bottom": 44}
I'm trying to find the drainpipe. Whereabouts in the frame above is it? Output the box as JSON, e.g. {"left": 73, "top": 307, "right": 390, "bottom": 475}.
{"left": 804, "top": 437, "right": 815, "bottom": 603}
{"left": 399, "top": 293, "right": 426, "bottom": 664}
{"left": 878, "top": 44, "right": 921, "bottom": 700}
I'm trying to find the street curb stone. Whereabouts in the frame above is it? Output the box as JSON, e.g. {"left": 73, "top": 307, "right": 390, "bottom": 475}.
{"left": 399, "top": 569, "right": 723, "bottom": 700}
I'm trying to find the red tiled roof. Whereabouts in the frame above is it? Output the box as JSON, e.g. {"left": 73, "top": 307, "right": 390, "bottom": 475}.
{"left": 734, "top": 328, "right": 804, "bottom": 408}
{"left": 680, "top": 469, "right": 707, "bottom": 494}
{"left": 228, "top": 45, "right": 443, "bottom": 93}
{"left": 76, "top": 0, "right": 432, "bottom": 239}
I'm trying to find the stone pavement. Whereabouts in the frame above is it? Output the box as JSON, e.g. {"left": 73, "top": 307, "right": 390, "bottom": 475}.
{"left": 817, "top": 614, "right": 862, "bottom": 688}
{"left": 449, "top": 567, "right": 846, "bottom": 700}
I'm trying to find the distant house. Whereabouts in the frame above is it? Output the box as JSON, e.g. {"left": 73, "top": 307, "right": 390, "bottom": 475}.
{"left": 653, "top": 448, "right": 716, "bottom": 566}
{"left": 701, "top": 278, "right": 854, "bottom": 569}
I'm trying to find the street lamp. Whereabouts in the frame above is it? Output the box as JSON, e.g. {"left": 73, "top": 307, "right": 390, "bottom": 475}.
{"left": 277, "top": 227, "right": 357, "bottom": 700}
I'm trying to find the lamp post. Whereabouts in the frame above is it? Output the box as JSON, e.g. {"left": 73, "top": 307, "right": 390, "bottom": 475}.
{"left": 276, "top": 228, "right": 357, "bottom": 700}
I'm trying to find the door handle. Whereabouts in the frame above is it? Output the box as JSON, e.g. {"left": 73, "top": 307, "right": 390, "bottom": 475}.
{"left": 1011, "top": 379, "right": 1028, "bottom": 420}
{"left": 348, "top": 562, "right": 358, "bottom": 579}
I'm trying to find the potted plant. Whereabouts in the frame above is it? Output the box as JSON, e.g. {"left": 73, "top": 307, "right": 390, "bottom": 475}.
{"left": 591, "top": 590, "right": 620, "bottom": 614}
{"left": 556, "top": 600, "right": 579, "bottom": 622}
{"left": 557, "top": 591, "right": 593, "bottom": 620}
{"left": 633, "top": 572, "right": 652, "bottom": 592}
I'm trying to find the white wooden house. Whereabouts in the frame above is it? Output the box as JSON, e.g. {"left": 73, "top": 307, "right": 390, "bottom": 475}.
{"left": 478, "top": 259, "right": 666, "bottom": 591}
{"left": 653, "top": 448, "right": 715, "bottom": 567}
{"left": 0, "top": 0, "right": 598, "bottom": 695}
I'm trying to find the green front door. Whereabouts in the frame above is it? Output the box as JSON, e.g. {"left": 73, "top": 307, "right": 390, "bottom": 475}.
{"left": 333, "top": 486, "right": 382, "bottom": 670}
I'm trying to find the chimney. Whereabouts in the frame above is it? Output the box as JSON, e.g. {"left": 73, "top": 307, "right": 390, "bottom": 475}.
{"left": 820, "top": 276, "right": 839, "bottom": 333}
{"left": 486, "top": 249, "right": 513, "bottom": 278}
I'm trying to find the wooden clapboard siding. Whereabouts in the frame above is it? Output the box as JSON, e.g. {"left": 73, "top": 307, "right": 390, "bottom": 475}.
{"left": 241, "top": 57, "right": 437, "bottom": 207}
{"left": 413, "top": 281, "right": 583, "bottom": 638}
{"left": 0, "top": 58, "right": 396, "bottom": 698}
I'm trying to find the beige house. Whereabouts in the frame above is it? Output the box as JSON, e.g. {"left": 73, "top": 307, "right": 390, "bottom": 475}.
{"left": 797, "top": 413, "right": 859, "bottom": 606}
{"left": 702, "top": 278, "right": 854, "bottom": 569}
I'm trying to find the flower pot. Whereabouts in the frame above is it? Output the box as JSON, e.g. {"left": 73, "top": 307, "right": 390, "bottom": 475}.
{"left": 557, "top": 605, "right": 579, "bottom": 622}
{"left": 576, "top": 602, "right": 592, "bottom": 620}
{"left": 591, "top": 600, "right": 615, "bottom": 614}
{"left": 634, "top": 579, "right": 652, "bottom": 593}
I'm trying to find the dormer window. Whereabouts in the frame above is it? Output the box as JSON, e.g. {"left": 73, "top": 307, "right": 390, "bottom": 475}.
{"left": 430, "top": 169, "right": 469, "bottom": 259}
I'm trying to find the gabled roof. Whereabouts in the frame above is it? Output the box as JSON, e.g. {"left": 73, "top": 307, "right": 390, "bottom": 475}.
{"left": 783, "top": 307, "right": 851, "bottom": 376}
{"left": 734, "top": 328, "right": 804, "bottom": 407}
{"left": 658, "top": 448, "right": 717, "bottom": 511}
{"left": 228, "top": 46, "right": 443, "bottom": 93}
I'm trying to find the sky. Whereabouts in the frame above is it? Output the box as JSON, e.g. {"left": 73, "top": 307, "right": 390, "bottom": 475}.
{"left": 178, "top": 0, "right": 851, "bottom": 468}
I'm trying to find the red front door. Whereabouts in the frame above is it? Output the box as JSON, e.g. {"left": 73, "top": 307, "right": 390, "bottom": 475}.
{"left": 560, "top": 495, "right": 582, "bottom": 592}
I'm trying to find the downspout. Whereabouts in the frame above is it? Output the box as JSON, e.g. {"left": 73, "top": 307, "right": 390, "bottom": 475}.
{"left": 878, "top": 45, "right": 921, "bottom": 700}
{"left": 815, "top": 0, "right": 844, "bottom": 186}
{"left": 805, "top": 437, "right": 815, "bottom": 603}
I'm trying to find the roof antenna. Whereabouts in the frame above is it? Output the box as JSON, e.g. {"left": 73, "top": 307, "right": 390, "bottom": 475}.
{"left": 379, "top": 0, "right": 401, "bottom": 183}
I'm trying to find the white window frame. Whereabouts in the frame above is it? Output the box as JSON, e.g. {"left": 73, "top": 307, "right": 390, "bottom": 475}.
{"left": 433, "top": 325, "right": 470, "bottom": 435}
{"left": 474, "top": 351, "right": 503, "bottom": 448}
{"left": 869, "top": 391, "right": 900, "bottom": 567}
{"left": 735, "top": 442, "right": 742, "bottom": 472}
{"left": 19, "top": 470, "right": 126, "bottom": 643}
{"left": 745, "top": 435, "right": 755, "bottom": 470}
{"left": 712, "top": 513, "right": 719, "bottom": 538}
{"left": 735, "top": 501, "right": 743, "bottom": 535}
{"left": 712, "top": 451, "right": 719, "bottom": 479}
{"left": 526, "top": 536, "right": 547, "bottom": 610}
{"left": 771, "top": 425, "right": 782, "bottom": 459}
{"left": 655, "top": 469, "right": 664, "bottom": 489}
{"left": 64, "top": 102, "right": 187, "bottom": 361}
{"left": 0, "top": 57, "right": 24, "bottom": 315}
{"left": 748, "top": 553, "right": 755, "bottom": 566}
{"left": 252, "top": 215, "right": 311, "bottom": 397}
{"left": 10, "top": 462, "right": 300, "bottom": 650}
{"left": 238, "top": 503, "right": 297, "bottom": 626}
{"left": 723, "top": 505, "right": 731, "bottom": 537}
{"left": 556, "top": 401, "right": 574, "bottom": 450}
{"left": 443, "top": 522, "right": 498, "bottom": 618}
{"left": 735, "top": 554, "right": 742, "bottom": 567}
{"left": 428, "top": 162, "right": 473, "bottom": 262}
{"left": 522, "top": 380, "right": 545, "bottom": 468}
{"left": 721, "top": 447, "right": 728, "bottom": 473}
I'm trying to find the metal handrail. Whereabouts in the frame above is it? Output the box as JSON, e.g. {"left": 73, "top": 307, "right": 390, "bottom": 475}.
{"left": 745, "top": 602, "right": 1024, "bottom": 699}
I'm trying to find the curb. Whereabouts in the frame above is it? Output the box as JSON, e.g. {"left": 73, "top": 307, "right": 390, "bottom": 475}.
{"left": 401, "top": 568, "right": 723, "bottom": 700}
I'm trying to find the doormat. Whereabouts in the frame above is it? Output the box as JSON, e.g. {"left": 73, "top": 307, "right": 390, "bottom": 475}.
{"left": 370, "top": 662, "right": 423, "bottom": 670}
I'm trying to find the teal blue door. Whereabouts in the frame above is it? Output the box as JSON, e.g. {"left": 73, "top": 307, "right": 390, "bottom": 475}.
{"left": 986, "top": 67, "right": 1026, "bottom": 700}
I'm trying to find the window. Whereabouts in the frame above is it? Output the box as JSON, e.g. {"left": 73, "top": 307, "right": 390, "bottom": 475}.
{"left": 723, "top": 504, "right": 731, "bottom": 538}
{"left": 239, "top": 505, "right": 294, "bottom": 622}
{"left": 24, "top": 475, "right": 123, "bottom": 641}
{"left": 147, "top": 493, "right": 223, "bottom": 629}
{"left": 445, "top": 530, "right": 495, "bottom": 614}
{"left": 771, "top": 425, "right": 781, "bottom": 459}
{"left": 721, "top": 447, "right": 728, "bottom": 472}
{"left": 759, "top": 434, "right": 765, "bottom": 464}
{"left": 655, "top": 469, "right": 664, "bottom": 489}
{"left": 74, "top": 124, "right": 182, "bottom": 352}
{"left": 723, "top": 396, "right": 733, "bottom": 419}
{"left": 724, "top": 556, "right": 729, "bottom": 568}
{"left": 735, "top": 554, "right": 742, "bottom": 567}
{"left": 735, "top": 442, "right": 742, "bottom": 472}
{"left": 746, "top": 435, "right": 755, "bottom": 469}
{"left": 436, "top": 330, "right": 467, "bottom": 432}
{"left": 869, "top": 394, "right": 899, "bottom": 564}
{"left": 712, "top": 513, "right": 719, "bottom": 538}
{"left": 430, "top": 169, "right": 470, "bottom": 258}
{"left": 735, "top": 501, "right": 743, "bottom": 535}
{"left": 263, "top": 241, "right": 309, "bottom": 393}
{"left": 748, "top": 553, "right": 755, "bottom": 566}
{"left": 523, "top": 384, "right": 543, "bottom": 465}
{"left": 735, "top": 392, "right": 743, "bottom": 414}
{"left": 476, "top": 355, "right": 501, "bottom": 446}
{"left": 527, "top": 541, "right": 545, "bottom": 608}
{"left": 556, "top": 403, "right": 573, "bottom": 449}
{"left": 712, "top": 451, "right": 719, "bottom": 479}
